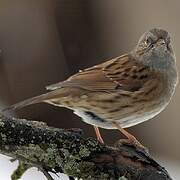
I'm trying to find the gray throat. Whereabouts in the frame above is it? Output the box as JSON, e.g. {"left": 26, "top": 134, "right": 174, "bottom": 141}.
{"left": 131, "top": 51, "right": 178, "bottom": 97}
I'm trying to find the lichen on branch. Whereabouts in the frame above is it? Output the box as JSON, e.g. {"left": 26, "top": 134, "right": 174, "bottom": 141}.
{"left": 0, "top": 115, "right": 172, "bottom": 180}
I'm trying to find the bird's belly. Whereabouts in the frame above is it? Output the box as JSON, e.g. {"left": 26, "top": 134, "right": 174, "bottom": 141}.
{"left": 74, "top": 109, "right": 113, "bottom": 129}
{"left": 118, "top": 105, "right": 167, "bottom": 128}
{"left": 73, "top": 103, "right": 167, "bottom": 129}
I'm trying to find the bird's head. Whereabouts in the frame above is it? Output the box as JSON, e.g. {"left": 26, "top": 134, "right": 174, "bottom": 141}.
{"left": 132, "top": 28, "right": 176, "bottom": 71}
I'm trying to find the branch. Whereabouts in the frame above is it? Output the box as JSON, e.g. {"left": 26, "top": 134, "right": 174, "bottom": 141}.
{"left": 0, "top": 115, "right": 172, "bottom": 180}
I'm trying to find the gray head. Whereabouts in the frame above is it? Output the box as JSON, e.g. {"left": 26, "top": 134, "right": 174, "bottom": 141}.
{"left": 132, "top": 28, "right": 176, "bottom": 71}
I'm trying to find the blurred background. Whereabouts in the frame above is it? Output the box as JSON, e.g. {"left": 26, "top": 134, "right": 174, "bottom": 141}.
{"left": 0, "top": 0, "right": 179, "bottom": 179}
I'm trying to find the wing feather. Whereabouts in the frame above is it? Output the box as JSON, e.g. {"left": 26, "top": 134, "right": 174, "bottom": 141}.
{"left": 46, "top": 54, "right": 158, "bottom": 92}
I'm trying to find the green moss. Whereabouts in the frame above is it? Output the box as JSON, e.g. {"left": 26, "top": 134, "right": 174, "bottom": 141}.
{"left": 8, "top": 131, "right": 113, "bottom": 179}
{"left": 63, "top": 159, "right": 110, "bottom": 180}
{"left": 79, "top": 145, "right": 91, "bottom": 157}
{"left": 9, "top": 138, "right": 116, "bottom": 179}
{"left": 61, "top": 151, "right": 112, "bottom": 180}
{"left": 15, "top": 144, "right": 62, "bottom": 169}
{"left": 11, "top": 161, "right": 31, "bottom": 180}
{"left": 85, "top": 138, "right": 101, "bottom": 150}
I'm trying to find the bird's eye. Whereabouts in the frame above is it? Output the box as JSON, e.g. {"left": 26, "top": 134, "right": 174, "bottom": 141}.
{"left": 146, "top": 37, "right": 154, "bottom": 48}
{"left": 146, "top": 37, "right": 153, "bottom": 45}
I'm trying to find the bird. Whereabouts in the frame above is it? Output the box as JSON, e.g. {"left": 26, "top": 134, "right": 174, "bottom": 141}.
{"left": 2, "top": 28, "right": 178, "bottom": 148}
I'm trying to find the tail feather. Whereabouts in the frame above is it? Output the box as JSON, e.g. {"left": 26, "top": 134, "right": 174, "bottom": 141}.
{"left": 2, "top": 90, "right": 62, "bottom": 113}
{"left": 2, "top": 94, "right": 47, "bottom": 113}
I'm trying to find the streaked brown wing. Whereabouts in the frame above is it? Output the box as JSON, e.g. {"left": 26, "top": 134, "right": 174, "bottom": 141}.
{"left": 46, "top": 66, "right": 117, "bottom": 91}
{"left": 46, "top": 54, "right": 156, "bottom": 92}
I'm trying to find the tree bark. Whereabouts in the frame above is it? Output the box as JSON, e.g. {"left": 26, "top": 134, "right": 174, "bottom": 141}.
{"left": 0, "top": 115, "right": 172, "bottom": 180}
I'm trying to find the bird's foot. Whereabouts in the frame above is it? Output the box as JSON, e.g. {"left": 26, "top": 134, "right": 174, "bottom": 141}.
{"left": 111, "top": 122, "right": 148, "bottom": 153}
{"left": 97, "top": 135, "right": 104, "bottom": 144}
{"left": 117, "top": 138, "right": 149, "bottom": 154}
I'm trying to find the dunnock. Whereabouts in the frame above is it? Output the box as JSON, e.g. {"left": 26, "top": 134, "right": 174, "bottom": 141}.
{"left": 3, "top": 28, "right": 178, "bottom": 147}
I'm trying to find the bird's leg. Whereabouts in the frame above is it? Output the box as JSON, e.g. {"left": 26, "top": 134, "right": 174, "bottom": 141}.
{"left": 112, "top": 121, "right": 145, "bottom": 150}
{"left": 93, "top": 126, "right": 104, "bottom": 144}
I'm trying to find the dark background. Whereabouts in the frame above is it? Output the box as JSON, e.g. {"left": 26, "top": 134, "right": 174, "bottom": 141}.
{"left": 0, "top": 0, "right": 179, "bottom": 163}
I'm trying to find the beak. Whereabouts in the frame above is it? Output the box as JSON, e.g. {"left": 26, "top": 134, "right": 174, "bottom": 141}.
{"left": 157, "top": 39, "right": 166, "bottom": 46}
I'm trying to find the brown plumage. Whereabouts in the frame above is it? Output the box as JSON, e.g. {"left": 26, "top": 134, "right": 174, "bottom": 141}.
{"left": 44, "top": 54, "right": 165, "bottom": 125}
{"left": 3, "top": 28, "right": 178, "bottom": 147}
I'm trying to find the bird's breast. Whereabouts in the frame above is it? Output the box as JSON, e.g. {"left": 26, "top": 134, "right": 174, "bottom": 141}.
{"left": 72, "top": 74, "right": 175, "bottom": 129}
